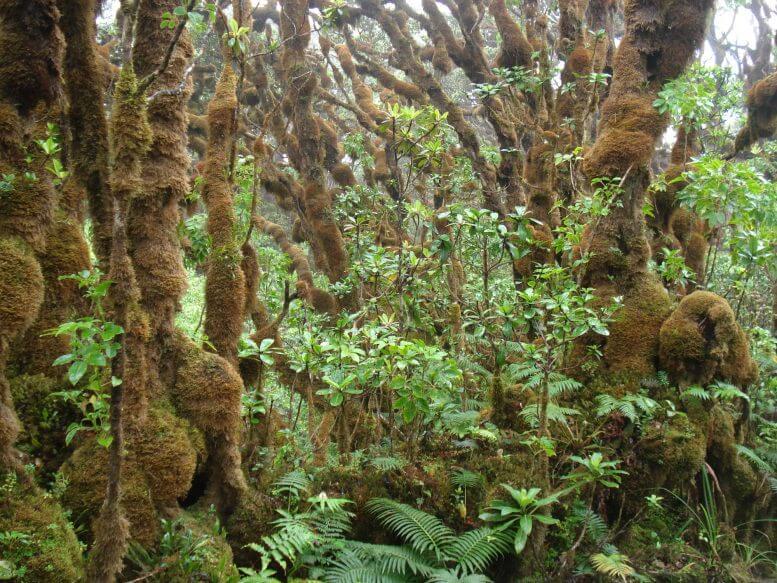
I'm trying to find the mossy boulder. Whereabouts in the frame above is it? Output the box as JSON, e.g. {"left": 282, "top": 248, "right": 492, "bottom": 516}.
{"left": 224, "top": 489, "right": 280, "bottom": 567}
{"left": 0, "top": 472, "right": 84, "bottom": 582}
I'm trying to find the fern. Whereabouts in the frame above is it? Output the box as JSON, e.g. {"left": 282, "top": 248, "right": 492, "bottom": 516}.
{"left": 568, "top": 503, "right": 608, "bottom": 544}
{"left": 247, "top": 523, "right": 315, "bottom": 573}
{"left": 736, "top": 444, "right": 774, "bottom": 474}
{"left": 427, "top": 569, "right": 493, "bottom": 583}
{"left": 680, "top": 385, "right": 712, "bottom": 401}
{"left": 366, "top": 498, "right": 454, "bottom": 560}
{"left": 590, "top": 551, "right": 635, "bottom": 580}
{"left": 323, "top": 551, "right": 410, "bottom": 583}
{"left": 711, "top": 381, "right": 749, "bottom": 402}
{"left": 344, "top": 541, "right": 435, "bottom": 577}
{"left": 519, "top": 402, "right": 580, "bottom": 427}
{"left": 547, "top": 372, "right": 582, "bottom": 396}
{"left": 451, "top": 469, "right": 484, "bottom": 490}
{"left": 370, "top": 456, "right": 408, "bottom": 472}
{"left": 595, "top": 393, "right": 657, "bottom": 425}
{"left": 272, "top": 469, "right": 311, "bottom": 498}
{"left": 445, "top": 528, "right": 510, "bottom": 574}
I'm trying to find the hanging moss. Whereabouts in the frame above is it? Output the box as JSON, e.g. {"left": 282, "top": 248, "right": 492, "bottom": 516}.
{"left": 658, "top": 291, "right": 757, "bottom": 387}
{"left": 58, "top": 0, "right": 113, "bottom": 262}
{"left": 0, "top": 472, "right": 84, "bottom": 582}
{"left": 734, "top": 71, "right": 777, "bottom": 152}
{"left": 0, "top": 0, "right": 63, "bottom": 115}
{"left": 202, "top": 64, "right": 246, "bottom": 367}
{"left": 129, "top": 0, "right": 193, "bottom": 336}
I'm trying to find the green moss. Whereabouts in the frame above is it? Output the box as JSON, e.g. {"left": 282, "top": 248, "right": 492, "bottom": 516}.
{"left": 636, "top": 414, "right": 706, "bottom": 489}
{"left": 0, "top": 472, "right": 84, "bottom": 582}
{"left": 177, "top": 510, "right": 239, "bottom": 582}
{"left": 60, "top": 436, "right": 160, "bottom": 547}
{"left": 9, "top": 374, "right": 78, "bottom": 473}
{"left": 0, "top": 236, "right": 44, "bottom": 340}
{"left": 659, "top": 291, "right": 757, "bottom": 386}
{"left": 170, "top": 332, "right": 243, "bottom": 437}
{"left": 224, "top": 489, "right": 279, "bottom": 567}
{"left": 60, "top": 402, "right": 199, "bottom": 549}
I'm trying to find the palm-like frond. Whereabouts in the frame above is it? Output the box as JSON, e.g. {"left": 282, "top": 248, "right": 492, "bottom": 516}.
{"left": 366, "top": 498, "right": 454, "bottom": 560}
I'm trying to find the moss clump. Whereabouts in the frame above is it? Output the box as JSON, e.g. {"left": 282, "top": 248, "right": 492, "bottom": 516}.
{"left": 170, "top": 332, "right": 243, "bottom": 437}
{"left": 706, "top": 406, "right": 761, "bottom": 522}
{"left": 658, "top": 291, "right": 757, "bottom": 387}
{"left": 224, "top": 489, "right": 280, "bottom": 567}
{"left": 636, "top": 415, "right": 706, "bottom": 489}
{"left": 177, "top": 510, "right": 239, "bottom": 581}
{"left": 132, "top": 404, "right": 198, "bottom": 509}
{"left": 9, "top": 374, "right": 77, "bottom": 472}
{"left": 602, "top": 275, "right": 673, "bottom": 378}
{"left": 0, "top": 472, "right": 85, "bottom": 582}
{"left": 734, "top": 71, "right": 777, "bottom": 152}
{"left": 60, "top": 436, "right": 160, "bottom": 547}
{"left": 0, "top": 237, "right": 44, "bottom": 340}
{"left": 13, "top": 214, "right": 90, "bottom": 376}
{"left": 61, "top": 403, "right": 199, "bottom": 547}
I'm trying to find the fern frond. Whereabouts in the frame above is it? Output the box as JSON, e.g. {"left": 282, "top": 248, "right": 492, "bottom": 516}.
{"left": 366, "top": 498, "right": 454, "bottom": 560}
{"left": 344, "top": 541, "right": 436, "bottom": 577}
{"left": 370, "top": 456, "right": 408, "bottom": 472}
{"left": 428, "top": 569, "right": 493, "bottom": 583}
{"left": 323, "top": 551, "right": 410, "bottom": 583}
{"left": 711, "top": 381, "right": 749, "bottom": 402}
{"left": 680, "top": 386, "right": 711, "bottom": 401}
{"left": 272, "top": 469, "right": 311, "bottom": 497}
{"left": 451, "top": 469, "right": 485, "bottom": 490}
{"left": 736, "top": 444, "right": 774, "bottom": 474}
{"left": 590, "top": 552, "right": 635, "bottom": 580}
{"left": 445, "top": 528, "right": 510, "bottom": 574}
{"left": 248, "top": 523, "right": 314, "bottom": 573}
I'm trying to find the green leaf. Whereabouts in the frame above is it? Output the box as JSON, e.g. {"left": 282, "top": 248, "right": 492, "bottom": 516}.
{"left": 513, "top": 528, "right": 528, "bottom": 554}
{"left": 53, "top": 353, "right": 75, "bottom": 366}
{"left": 68, "top": 360, "right": 88, "bottom": 385}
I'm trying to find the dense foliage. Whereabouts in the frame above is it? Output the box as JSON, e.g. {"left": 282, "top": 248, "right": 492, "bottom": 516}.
{"left": 0, "top": 0, "right": 775, "bottom": 582}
